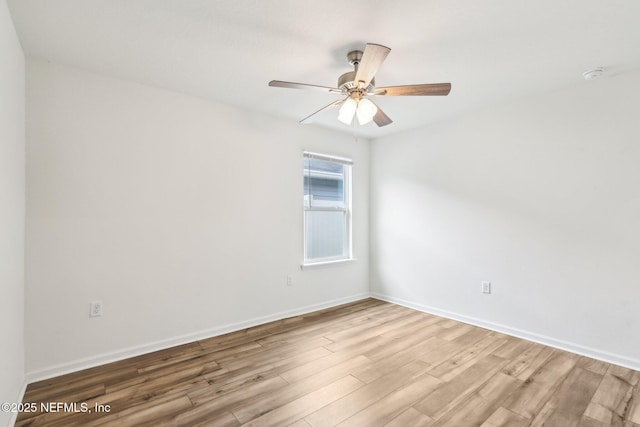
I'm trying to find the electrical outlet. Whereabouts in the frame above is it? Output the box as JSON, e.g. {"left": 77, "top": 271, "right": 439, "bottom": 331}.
{"left": 482, "top": 281, "right": 491, "bottom": 294}
{"left": 90, "top": 301, "right": 103, "bottom": 317}
{"left": 287, "top": 275, "right": 293, "bottom": 286}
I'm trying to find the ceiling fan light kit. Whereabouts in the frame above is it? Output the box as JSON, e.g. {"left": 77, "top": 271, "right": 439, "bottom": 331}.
{"left": 337, "top": 95, "right": 378, "bottom": 125}
{"left": 337, "top": 97, "right": 357, "bottom": 125}
{"left": 269, "top": 43, "right": 452, "bottom": 128}
{"left": 354, "top": 98, "right": 378, "bottom": 125}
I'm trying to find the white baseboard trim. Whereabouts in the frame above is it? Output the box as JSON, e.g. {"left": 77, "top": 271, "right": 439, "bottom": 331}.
{"left": 25, "top": 293, "right": 370, "bottom": 384}
{"left": 372, "top": 292, "right": 640, "bottom": 372}
{"left": 7, "top": 380, "right": 27, "bottom": 427}
{"left": 24, "top": 291, "right": 638, "bottom": 387}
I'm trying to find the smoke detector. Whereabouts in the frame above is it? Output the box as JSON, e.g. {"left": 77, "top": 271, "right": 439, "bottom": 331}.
{"left": 582, "top": 67, "right": 604, "bottom": 80}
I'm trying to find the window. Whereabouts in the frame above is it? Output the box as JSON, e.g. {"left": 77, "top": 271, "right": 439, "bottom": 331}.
{"left": 303, "top": 152, "right": 353, "bottom": 264}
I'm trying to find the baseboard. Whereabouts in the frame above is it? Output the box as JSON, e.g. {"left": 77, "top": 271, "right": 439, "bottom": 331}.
{"left": 6, "top": 380, "right": 27, "bottom": 427}
{"left": 25, "top": 293, "right": 370, "bottom": 384}
{"left": 25, "top": 291, "right": 638, "bottom": 388}
{"left": 372, "top": 292, "right": 640, "bottom": 372}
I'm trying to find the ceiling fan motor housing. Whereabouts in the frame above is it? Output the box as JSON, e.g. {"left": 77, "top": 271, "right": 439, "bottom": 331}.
{"left": 338, "top": 71, "right": 375, "bottom": 91}
{"left": 338, "top": 50, "right": 375, "bottom": 92}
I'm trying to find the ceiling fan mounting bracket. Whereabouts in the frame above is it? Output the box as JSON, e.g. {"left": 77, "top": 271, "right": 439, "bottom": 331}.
{"left": 347, "top": 50, "right": 363, "bottom": 67}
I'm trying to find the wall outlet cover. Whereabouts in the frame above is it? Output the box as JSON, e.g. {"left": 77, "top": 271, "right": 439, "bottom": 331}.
{"left": 482, "top": 281, "right": 491, "bottom": 294}
{"left": 90, "top": 301, "right": 103, "bottom": 317}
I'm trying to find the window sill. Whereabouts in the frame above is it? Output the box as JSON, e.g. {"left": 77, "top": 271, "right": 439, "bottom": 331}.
{"left": 301, "top": 258, "right": 356, "bottom": 270}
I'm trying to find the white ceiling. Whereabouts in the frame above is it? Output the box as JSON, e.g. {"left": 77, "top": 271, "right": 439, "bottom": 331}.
{"left": 8, "top": 0, "right": 640, "bottom": 138}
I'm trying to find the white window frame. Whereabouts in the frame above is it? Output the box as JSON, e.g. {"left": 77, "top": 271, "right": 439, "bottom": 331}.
{"left": 303, "top": 151, "right": 353, "bottom": 266}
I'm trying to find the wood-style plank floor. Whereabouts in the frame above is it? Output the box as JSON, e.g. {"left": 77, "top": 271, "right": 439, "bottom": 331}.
{"left": 16, "top": 299, "right": 640, "bottom": 426}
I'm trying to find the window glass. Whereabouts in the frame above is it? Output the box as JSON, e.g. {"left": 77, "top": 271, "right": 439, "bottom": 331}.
{"left": 304, "top": 158, "right": 345, "bottom": 208}
{"left": 303, "top": 153, "right": 352, "bottom": 264}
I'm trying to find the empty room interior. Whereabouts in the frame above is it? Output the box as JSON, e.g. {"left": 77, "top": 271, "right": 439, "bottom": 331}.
{"left": 2, "top": 1, "right": 640, "bottom": 426}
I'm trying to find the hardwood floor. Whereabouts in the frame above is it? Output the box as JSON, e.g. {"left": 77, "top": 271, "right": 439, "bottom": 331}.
{"left": 16, "top": 299, "right": 640, "bottom": 426}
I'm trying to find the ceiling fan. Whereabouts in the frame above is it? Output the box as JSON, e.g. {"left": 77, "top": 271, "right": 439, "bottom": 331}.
{"left": 269, "top": 43, "right": 451, "bottom": 127}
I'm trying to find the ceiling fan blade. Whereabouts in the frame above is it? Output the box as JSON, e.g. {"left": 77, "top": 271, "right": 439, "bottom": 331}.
{"left": 371, "top": 101, "right": 393, "bottom": 127}
{"left": 300, "top": 98, "right": 346, "bottom": 123}
{"left": 374, "top": 83, "right": 451, "bottom": 96}
{"left": 269, "top": 80, "right": 343, "bottom": 93}
{"left": 354, "top": 43, "right": 391, "bottom": 89}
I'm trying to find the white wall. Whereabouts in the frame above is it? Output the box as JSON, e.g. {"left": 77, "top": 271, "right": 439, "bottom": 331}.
{"left": 371, "top": 70, "right": 640, "bottom": 370}
{"left": 25, "top": 59, "right": 369, "bottom": 378}
{"left": 21, "top": 33, "right": 640, "bottom": 389}
{"left": 0, "top": 1, "right": 25, "bottom": 426}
